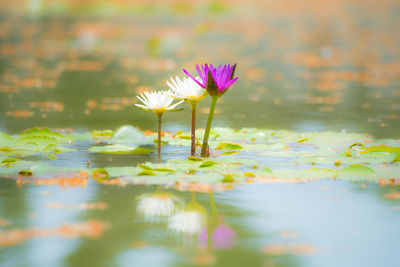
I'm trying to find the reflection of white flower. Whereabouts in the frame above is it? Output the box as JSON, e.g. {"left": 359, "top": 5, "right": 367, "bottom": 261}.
{"left": 167, "top": 76, "right": 207, "bottom": 102}
{"left": 167, "top": 193, "right": 207, "bottom": 235}
{"left": 137, "top": 193, "right": 182, "bottom": 219}
{"left": 135, "top": 91, "right": 183, "bottom": 114}
{"left": 168, "top": 211, "right": 206, "bottom": 235}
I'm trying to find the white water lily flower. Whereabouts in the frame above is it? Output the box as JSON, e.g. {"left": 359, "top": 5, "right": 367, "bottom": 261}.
{"left": 137, "top": 193, "right": 183, "bottom": 220}
{"left": 167, "top": 76, "right": 208, "bottom": 102}
{"left": 167, "top": 210, "right": 207, "bottom": 235}
{"left": 135, "top": 91, "right": 183, "bottom": 114}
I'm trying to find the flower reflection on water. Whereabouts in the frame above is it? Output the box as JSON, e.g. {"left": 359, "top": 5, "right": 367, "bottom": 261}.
{"left": 167, "top": 192, "right": 207, "bottom": 235}
{"left": 199, "top": 191, "right": 237, "bottom": 249}
{"left": 167, "top": 190, "right": 237, "bottom": 250}
{"left": 135, "top": 189, "right": 237, "bottom": 250}
{"left": 199, "top": 219, "right": 237, "bottom": 249}
{"left": 136, "top": 190, "right": 183, "bottom": 222}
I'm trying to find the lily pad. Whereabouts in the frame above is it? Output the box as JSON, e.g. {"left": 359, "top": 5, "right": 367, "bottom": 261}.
{"left": 199, "top": 161, "right": 219, "bottom": 168}
{"left": 92, "top": 129, "right": 114, "bottom": 139}
{"left": 361, "top": 145, "right": 400, "bottom": 162}
{"left": 88, "top": 145, "right": 153, "bottom": 154}
{"left": 338, "top": 165, "right": 376, "bottom": 181}
{"left": 216, "top": 142, "right": 243, "bottom": 150}
{"left": 92, "top": 168, "right": 109, "bottom": 181}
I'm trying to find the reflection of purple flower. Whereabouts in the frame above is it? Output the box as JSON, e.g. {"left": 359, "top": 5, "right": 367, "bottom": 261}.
{"left": 183, "top": 64, "right": 238, "bottom": 95}
{"left": 199, "top": 224, "right": 237, "bottom": 249}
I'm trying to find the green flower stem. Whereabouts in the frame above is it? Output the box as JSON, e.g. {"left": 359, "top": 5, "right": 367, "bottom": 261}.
{"left": 157, "top": 113, "right": 162, "bottom": 163}
{"left": 190, "top": 101, "right": 198, "bottom": 156}
{"left": 201, "top": 95, "right": 219, "bottom": 157}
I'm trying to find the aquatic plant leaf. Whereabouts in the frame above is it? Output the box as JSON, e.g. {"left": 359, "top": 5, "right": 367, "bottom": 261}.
{"left": 0, "top": 126, "right": 399, "bottom": 186}
{"left": 92, "top": 168, "right": 109, "bottom": 181}
{"left": 338, "top": 165, "right": 376, "bottom": 181}
{"left": 18, "top": 170, "right": 33, "bottom": 176}
{"left": 111, "top": 125, "right": 150, "bottom": 144}
{"left": 92, "top": 129, "right": 114, "bottom": 139}
{"left": 216, "top": 142, "right": 243, "bottom": 150}
{"left": 104, "top": 167, "right": 139, "bottom": 177}
{"left": 18, "top": 127, "right": 65, "bottom": 140}
{"left": 188, "top": 156, "right": 204, "bottom": 161}
{"left": 361, "top": 145, "right": 400, "bottom": 161}
{"left": 89, "top": 145, "right": 153, "bottom": 154}
{"left": 199, "top": 161, "right": 219, "bottom": 168}
{"left": 271, "top": 168, "right": 337, "bottom": 180}
{"left": 1, "top": 157, "right": 21, "bottom": 165}
{"left": 221, "top": 174, "right": 235, "bottom": 183}
{"left": 138, "top": 170, "right": 156, "bottom": 176}
{"left": 0, "top": 133, "right": 14, "bottom": 146}
{"left": 0, "top": 128, "right": 75, "bottom": 157}
{"left": 220, "top": 150, "right": 240, "bottom": 155}
{"left": 138, "top": 163, "right": 175, "bottom": 173}
{"left": 152, "top": 168, "right": 175, "bottom": 173}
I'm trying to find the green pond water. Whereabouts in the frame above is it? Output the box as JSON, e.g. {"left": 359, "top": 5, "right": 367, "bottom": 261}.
{"left": 0, "top": 1, "right": 400, "bottom": 267}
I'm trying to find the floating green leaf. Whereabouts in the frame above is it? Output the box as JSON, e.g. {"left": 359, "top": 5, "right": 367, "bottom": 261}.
{"left": 221, "top": 174, "right": 235, "bottom": 183}
{"left": 216, "top": 142, "right": 243, "bottom": 150}
{"left": 138, "top": 170, "right": 156, "bottom": 176}
{"left": 92, "top": 168, "right": 109, "bottom": 182}
{"left": 139, "top": 163, "right": 175, "bottom": 173}
{"left": 361, "top": 145, "right": 400, "bottom": 162}
{"left": 18, "top": 170, "right": 33, "bottom": 176}
{"left": 188, "top": 156, "right": 204, "bottom": 161}
{"left": 199, "top": 161, "right": 219, "bottom": 168}
{"left": 18, "top": 127, "right": 65, "bottom": 140}
{"left": 92, "top": 129, "right": 114, "bottom": 139}
{"left": 111, "top": 125, "right": 150, "bottom": 145}
{"left": 1, "top": 157, "right": 21, "bottom": 165}
{"left": 338, "top": 165, "right": 376, "bottom": 181}
{"left": 89, "top": 145, "right": 153, "bottom": 154}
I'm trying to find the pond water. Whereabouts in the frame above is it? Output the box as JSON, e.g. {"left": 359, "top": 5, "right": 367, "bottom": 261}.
{"left": 0, "top": 1, "right": 400, "bottom": 266}
{"left": 1, "top": 179, "right": 400, "bottom": 267}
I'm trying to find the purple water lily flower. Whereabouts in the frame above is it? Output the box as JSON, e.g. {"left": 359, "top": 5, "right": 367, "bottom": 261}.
{"left": 184, "top": 63, "right": 238, "bottom": 157}
{"left": 183, "top": 64, "right": 238, "bottom": 95}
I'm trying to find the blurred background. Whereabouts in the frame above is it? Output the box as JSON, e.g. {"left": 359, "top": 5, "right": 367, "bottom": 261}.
{"left": 0, "top": 0, "right": 399, "bottom": 137}
{"left": 1, "top": 2, "right": 400, "bottom": 267}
